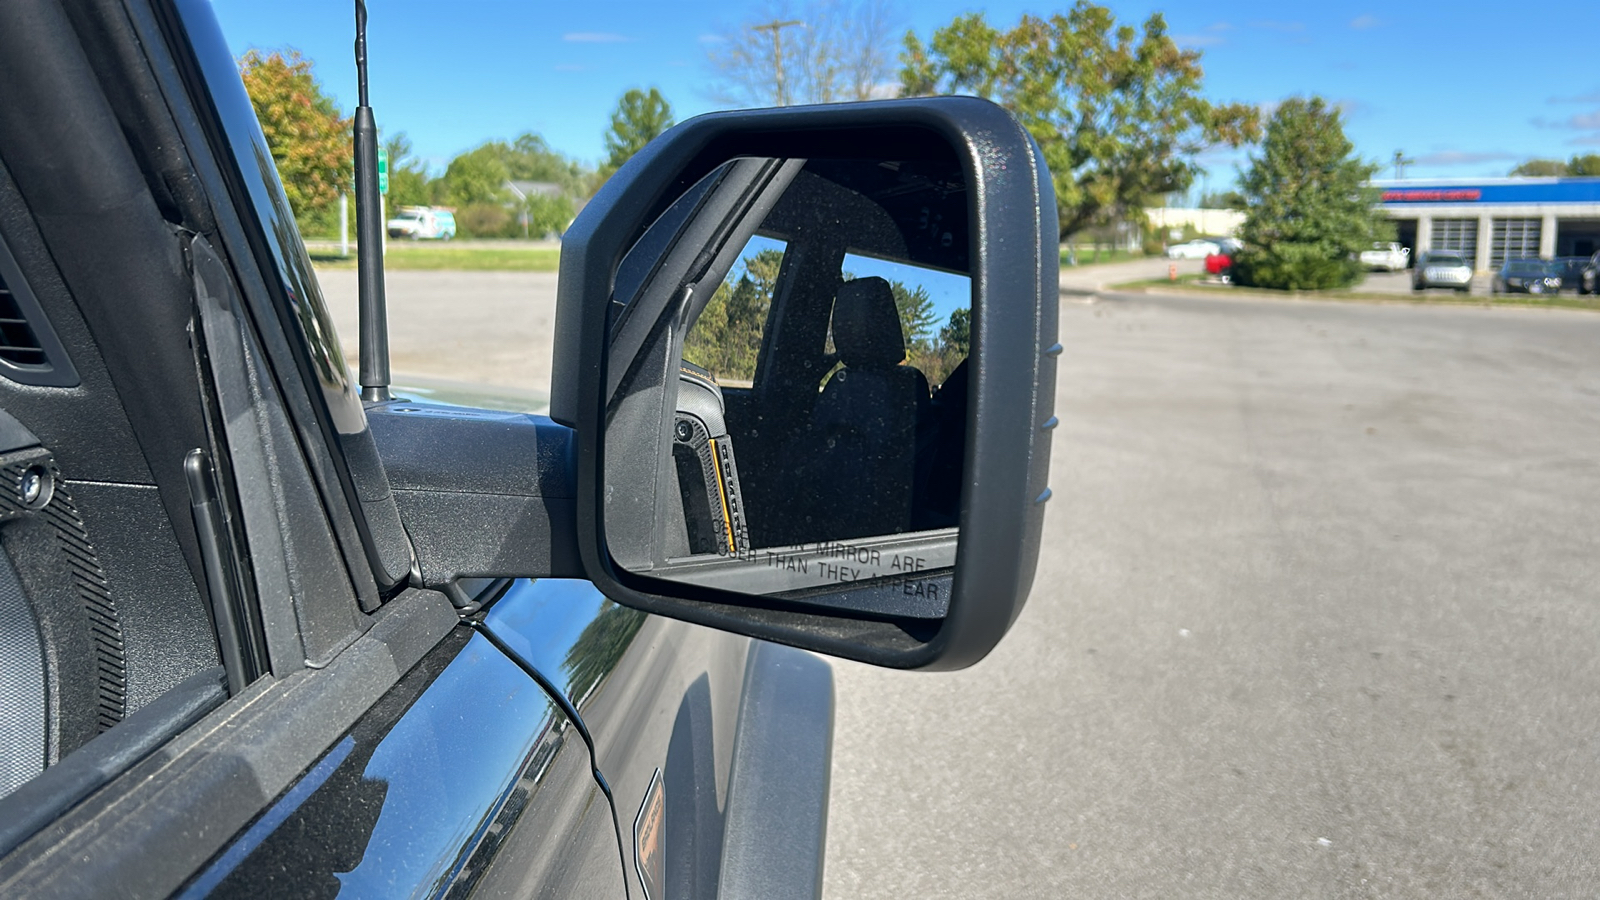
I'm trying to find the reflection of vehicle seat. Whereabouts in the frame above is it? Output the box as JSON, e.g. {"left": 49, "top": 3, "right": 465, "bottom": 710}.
{"left": 806, "top": 277, "right": 929, "bottom": 540}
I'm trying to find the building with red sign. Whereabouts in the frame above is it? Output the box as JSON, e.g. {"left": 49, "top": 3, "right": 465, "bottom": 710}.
{"left": 1373, "top": 177, "right": 1600, "bottom": 272}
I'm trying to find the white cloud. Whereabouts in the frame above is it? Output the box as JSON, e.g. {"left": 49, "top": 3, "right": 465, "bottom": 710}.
{"left": 1413, "top": 150, "right": 1517, "bottom": 167}
{"left": 1547, "top": 90, "right": 1600, "bottom": 103}
{"left": 1531, "top": 109, "right": 1600, "bottom": 130}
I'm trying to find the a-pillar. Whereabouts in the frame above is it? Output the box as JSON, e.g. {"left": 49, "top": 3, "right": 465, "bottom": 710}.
{"left": 1540, "top": 212, "right": 1558, "bottom": 259}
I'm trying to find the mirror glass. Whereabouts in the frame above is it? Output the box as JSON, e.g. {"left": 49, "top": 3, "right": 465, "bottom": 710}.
{"left": 604, "top": 154, "right": 970, "bottom": 618}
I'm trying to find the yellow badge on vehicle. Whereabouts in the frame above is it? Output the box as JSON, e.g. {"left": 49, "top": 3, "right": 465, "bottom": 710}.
{"left": 634, "top": 768, "right": 665, "bottom": 900}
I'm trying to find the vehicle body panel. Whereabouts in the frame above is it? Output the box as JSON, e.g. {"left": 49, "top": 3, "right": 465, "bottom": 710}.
{"left": 1360, "top": 241, "right": 1410, "bottom": 271}
{"left": 1412, "top": 251, "right": 1473, "bottom": 291}
{"left": 1166, "top": 239, "right": 1220, "bottom": 259}
{"left": 480, "top": 578, "right": 833, "bottom": 899}
{"left": 176, "top": 628, "right": 624, "bottom": 899}
{"left": 1493, "top": 258, "right": 1563, "bottom": 294}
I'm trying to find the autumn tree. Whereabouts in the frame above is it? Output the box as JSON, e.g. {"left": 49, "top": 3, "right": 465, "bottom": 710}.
{"left": 238, "top": 49, "right": 352, "bottom": 235}
{"left": 899, "top": 4, "right": 1259, "bottom": 242}
{"left": 602, "top": 88, "right": 675, "bottom": 179}
{"left": 1231, "top": 97, "right": 1391, "bottom": 291}
{"left": 706, "top": 0, "right": 900, "bottom": 107}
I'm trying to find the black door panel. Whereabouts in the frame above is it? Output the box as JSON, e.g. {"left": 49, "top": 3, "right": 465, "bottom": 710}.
{"left": 178, "top": 627, "right": 623, "bottom": 898}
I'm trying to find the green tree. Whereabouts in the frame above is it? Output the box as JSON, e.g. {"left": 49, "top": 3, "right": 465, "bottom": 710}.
{"left": 683, "top": 248, "right": 784, "bottom": 383}
{"left": 439, "top": 145, "right": 510, "bottom": 206}
{"left": 887, "top": 281, "right": 936, "bottom": 353}
{"left": 602, "top": 88, "right": 675, "bottom": 178}
{"left": 382, "top": 130, "right": 433, "bottom": 208}
{"left": 519, "top": 193, "right": 576, "bottom": 238}
{"left": 1198, "top": 189, "right": 1248, "bottom": 210}
{"left": 900, "top": 4, "right": 1259, "bottom": 241}
{"left": 505, "top": 133, "right": 590, "bottom": 196}
{"left": 939, "top": 307, "right": 970, "bottom": 356}
{"left": 1231, "top": 97, "right": 1391, "bottom": 291}
{"left": 1567, "top": 154, "right": 1600, "bottom": 176}
{"left": 1510, "top": 158, "right": 1568, "bottom": 177}
{"left": 238, "top": 49, "right": 351, "bottom": 235}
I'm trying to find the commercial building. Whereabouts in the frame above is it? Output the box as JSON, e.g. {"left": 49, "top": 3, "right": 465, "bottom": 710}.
{"left": 1374, "top": 177, "right": 1600, "bottom": 273}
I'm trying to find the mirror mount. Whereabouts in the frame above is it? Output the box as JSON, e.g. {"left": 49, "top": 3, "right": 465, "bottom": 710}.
{"left": 552, "top": 97, "right": 1058, "bottom": 671}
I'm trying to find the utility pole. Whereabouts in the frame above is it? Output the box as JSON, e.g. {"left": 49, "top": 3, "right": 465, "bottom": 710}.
{"left": 751, "top": 19, "right": 803, "bottom": 106}
{"left": 1393, "top": 150, "right": 1415, "bottom": 181}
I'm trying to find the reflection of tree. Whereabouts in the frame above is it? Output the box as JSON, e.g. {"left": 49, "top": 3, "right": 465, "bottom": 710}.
{"left": 682, "top": 248, "right": 783, "bottom": 383}
{"left": 561, "top": 600, "right": 647, "bottom": 707}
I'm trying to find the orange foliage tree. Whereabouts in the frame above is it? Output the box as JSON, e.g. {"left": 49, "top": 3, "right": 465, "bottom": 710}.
{"left": 238, "top": 49, "right": 352, "bottom": 235}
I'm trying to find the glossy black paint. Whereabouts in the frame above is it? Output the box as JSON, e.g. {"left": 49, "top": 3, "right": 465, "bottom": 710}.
{"left": 179, "top": 628, "right": 623, "bottom": 898}
{"left": 484, "top": 578, "right": 755, "bottom": 899}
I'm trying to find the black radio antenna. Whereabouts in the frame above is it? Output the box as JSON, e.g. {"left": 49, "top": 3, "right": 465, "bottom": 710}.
{"left": 353, "top": 0, "right": 391, "bottom": 402}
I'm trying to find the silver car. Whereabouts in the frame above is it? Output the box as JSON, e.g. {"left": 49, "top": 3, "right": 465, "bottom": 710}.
{"left": 1412, "top": 250, "right": 1473, "bottom": 293}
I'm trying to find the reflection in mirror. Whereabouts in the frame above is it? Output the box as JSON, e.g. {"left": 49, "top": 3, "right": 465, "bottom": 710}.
{"left": 605, "top": 154, "right": 970, "bottom": 618}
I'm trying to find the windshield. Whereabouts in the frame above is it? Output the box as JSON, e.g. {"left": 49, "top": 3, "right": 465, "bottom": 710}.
{"left": 1426, "top": 254, "right": 1465, "bottom": 266}
{"left": 1505, "top": 260, "right": 1547, "bottom": 273}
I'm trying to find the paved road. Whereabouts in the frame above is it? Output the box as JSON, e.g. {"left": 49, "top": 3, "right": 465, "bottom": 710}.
{"left": 824, "top": 290, "right": 1600, "bottom": 898}
{"left": 316, "top": 269, "right": 558, "bottom": 410}
{"left": 317, "top": 269, "right": 1600, "bottom": 896}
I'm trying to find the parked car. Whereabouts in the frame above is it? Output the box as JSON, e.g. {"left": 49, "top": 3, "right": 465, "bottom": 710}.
{"left": 1412, "top": 250, "right": 1474, "bottom": 292}
{"left": 1581, "top": 252, "right": 1599, "bottom": 295}
{"left": 1492, "top": 258, "right": 1563, "bottom": 295}
{"left": 1360, "top": 241, "right": 1410, "bottom": 272}
{"left": 386, "top": 205, "right": 456, "bottom": 240}
{"left": 1550, "top": 256, "right": 1589, "bottom": 293}
{"left": 1166, "top": 239, "right": 1221, "bottom": 259}
{"left": 0, "top": 1, "right": 1055, "bottom": 896}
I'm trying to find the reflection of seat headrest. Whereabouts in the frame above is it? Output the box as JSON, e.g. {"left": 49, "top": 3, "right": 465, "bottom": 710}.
{"left": 832, "top": 277, "right": 905, "bottom": 369}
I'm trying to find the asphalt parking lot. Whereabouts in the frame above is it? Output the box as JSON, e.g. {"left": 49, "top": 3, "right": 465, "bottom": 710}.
{"left": 318, "top": 267, "right": 1600, "bottom": 897}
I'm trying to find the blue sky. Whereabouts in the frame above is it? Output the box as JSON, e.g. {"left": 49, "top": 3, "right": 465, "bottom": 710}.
{"left": 211, "top": 1, "right": 1600, "bottom": 189}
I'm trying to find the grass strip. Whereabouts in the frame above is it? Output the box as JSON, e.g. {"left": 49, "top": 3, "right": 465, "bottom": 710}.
{"left": 1107, "top": 278, "right": 1600, "bottom": 312}
{"left": 309, "top": 246, "right": 561, "bottom": 272}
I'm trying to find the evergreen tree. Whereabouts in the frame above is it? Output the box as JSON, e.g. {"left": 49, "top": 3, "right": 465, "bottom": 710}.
{"left": 601, "top": 88, "right": 674, "bottom": 179}
{"left": 1233, "top": 97, "right": 1391, "bottom": 291}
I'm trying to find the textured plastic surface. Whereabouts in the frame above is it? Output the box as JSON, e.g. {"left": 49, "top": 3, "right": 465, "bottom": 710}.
{"left": 717, "top": 640, "right": 834, "bottom": 900}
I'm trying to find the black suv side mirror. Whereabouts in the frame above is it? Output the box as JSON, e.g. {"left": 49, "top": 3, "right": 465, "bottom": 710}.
{"left": 549, "top": 97, "right": 1058, "bottom": 670}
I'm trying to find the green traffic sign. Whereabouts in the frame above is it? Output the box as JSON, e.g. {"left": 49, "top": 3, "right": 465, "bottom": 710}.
{"left": 376, "top": 146, "right": 389, "bottom": 195}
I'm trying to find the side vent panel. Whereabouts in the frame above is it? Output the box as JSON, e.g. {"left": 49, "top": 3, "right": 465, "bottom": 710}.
{"left": 0, "top": 238, "right": 78, "bottom": 388}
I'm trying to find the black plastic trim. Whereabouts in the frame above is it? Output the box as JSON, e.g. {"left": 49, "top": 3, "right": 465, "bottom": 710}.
{"left": 551, "top": 98, "right": 1058, "bottom": 670}
{"left": 0, "top": 237, "right": 77, "bottom": 388}
{"left": 715, "top": 640, "right": 834, "bottom": 900}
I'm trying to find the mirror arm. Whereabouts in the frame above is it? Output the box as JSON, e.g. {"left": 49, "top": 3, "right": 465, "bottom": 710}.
{"left": 364, "top": 403, "right": 585, "bottom": 598}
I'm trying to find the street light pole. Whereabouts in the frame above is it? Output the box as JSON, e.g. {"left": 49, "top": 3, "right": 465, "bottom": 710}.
{"left": 1393, "top": 150, "right": 1415, "bottom": 181}
{"left": 752, "top": 19, "right": 803, "bottom": 106}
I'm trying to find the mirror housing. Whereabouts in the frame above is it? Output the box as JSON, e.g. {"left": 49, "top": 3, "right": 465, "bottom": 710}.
{"left": 551, "top": 97, "right": 1057, "bottom": 670}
